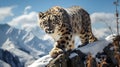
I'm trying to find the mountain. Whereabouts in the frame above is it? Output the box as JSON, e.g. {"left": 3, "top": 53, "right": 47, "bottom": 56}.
{"left": 0, "top": 24, "right": 53, "bottom": 66}
{"left": 0, "top": 60, "right": 11, "bottom": 67}
{"left": 0, "top": 48, "right": 23, "bottom": 67}
{"left": 23, "top": 25, "right": 46, "bottom": 39}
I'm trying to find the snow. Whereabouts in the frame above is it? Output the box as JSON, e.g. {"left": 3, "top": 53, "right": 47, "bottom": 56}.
{"left": 77, "top": 40, "right": 110, "bottom": 57}
{"left": 29, "top": 35, "right": 115, "bottom": 67}
{"left": 2, "top": 38, "right": 16, "bottom": 50}
{"left": 110, "top": 47, "right": 114, "bottom": 50}
{"left": 105, "top": 34, "right": 116, "bottom": 42}
{"left": 69, "top": 53, "right": 78, "bottom": 59}
{"left": 76, "top": 34, "right": 116, "bottom": 58}
{"left": 28, "top": 55, "right": 52, "bottom": 67}
{"left": 0, "top": 60, "right": 11, "bottom": 67}
{"left": 43, "top": 34, "right": 54, "bottom": 42}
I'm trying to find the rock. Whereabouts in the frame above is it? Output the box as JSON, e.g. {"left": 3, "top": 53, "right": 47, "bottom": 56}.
{"left": 46, "top": 54, "right": 68, "bottom": 67}
{"left": 45, "top": 37, "right": 120, "bottom": 67}
{"left": 46, "top": 50, "right": 86, "bottom": 67}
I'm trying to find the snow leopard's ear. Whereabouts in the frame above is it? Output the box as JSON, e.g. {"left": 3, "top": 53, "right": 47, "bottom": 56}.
{"left": 39, "top": 12, "right": 44, "bottom": 18}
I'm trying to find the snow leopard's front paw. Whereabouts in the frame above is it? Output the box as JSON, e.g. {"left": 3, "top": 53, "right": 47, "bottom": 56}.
{"left": 49, "top": 47, "right": 63, "bottom": 58}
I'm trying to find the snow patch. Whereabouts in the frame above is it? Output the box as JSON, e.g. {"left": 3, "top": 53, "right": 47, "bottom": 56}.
{"left": 2, "top": 38, "right": 16, "bottom": 50}
{"left": 77, "top": 40, "right": 110, "bottom": 57}
{"left": 28, "top": 55, "right": 52, "bottom": 67}
{"left": 69, "top": 53, "right": 78, "bottom": 59}
{"left": 105, "top": 34, "right": 116, "bottom": 42}
{"left": 6, "top": 27, "right": 13, "bottom": 34}
{"left": 0, "top": 60, "right": 11, "bottom": 67}
{"left": 43, "top": 34, "right": 54, "bottom": 41}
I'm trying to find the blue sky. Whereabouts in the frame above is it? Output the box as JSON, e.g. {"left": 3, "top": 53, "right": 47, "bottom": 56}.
{"left": 0, "top": 0, "right": 116, "bottom": 22}
{"left": 0, "top": 0, "right": 115, "bottom": 13}
{"left": 0, "top": 0, "right": 119, "bottom": 38}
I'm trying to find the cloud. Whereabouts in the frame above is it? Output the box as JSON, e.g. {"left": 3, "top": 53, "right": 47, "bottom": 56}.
{"left": 0, "top": 6, "right": 14, "bottom": 21}
{"left": 24, "top": 6, "right": 32, "bottom": 14}
{"left": 93, "top": 28, "right": 110, "bottom": 39}
{"left": 8, "top": 5, "right": 39, "bottom": 31}
{"left": 90, "top": 12, "right": 115, "bottom": 26}
{"left": 8, "top": 5, "right": 39, "bottom": 30}
{"left": 8, "top": 11, "right": 38, "bottom": 29}
{"left": 90, "top": 12, "right": 120, "bottom": 38}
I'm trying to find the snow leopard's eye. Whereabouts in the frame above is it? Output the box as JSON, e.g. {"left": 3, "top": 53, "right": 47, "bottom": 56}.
{"left": 43, "top": 22, "right": 47, "bottom": 25}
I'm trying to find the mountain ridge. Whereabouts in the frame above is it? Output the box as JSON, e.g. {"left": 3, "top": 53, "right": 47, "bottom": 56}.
{"left": 0, "top": 24, "right": 53, "bottom": 66}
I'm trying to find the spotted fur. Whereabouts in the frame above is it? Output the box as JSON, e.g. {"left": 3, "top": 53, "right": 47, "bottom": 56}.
{"left": 38, "top": 6, "right": 97, "bottom": 58}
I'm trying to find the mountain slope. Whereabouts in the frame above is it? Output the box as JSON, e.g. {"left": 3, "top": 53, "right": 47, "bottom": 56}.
{"left": 0, "top": 24, "right": 53, "bottom": 66}
{"left": 0, "top": 48, "right": 23, "bottom": 67}
{"left": 0, "top": 60, "right": 11, "bottom": 67}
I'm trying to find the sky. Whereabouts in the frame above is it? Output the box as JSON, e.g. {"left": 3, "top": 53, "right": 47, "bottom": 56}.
{"left": 0, "top": 0, "right": 120, "bottom": 38}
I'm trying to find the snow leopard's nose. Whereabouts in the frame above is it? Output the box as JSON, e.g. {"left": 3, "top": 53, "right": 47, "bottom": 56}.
{"left": 46, "top": 27, "right": 52, "bottom": 31}
{"left": 45, "top": 28, "right": 54, "bottom": 34}
{"left": 47, "top": 28, "right": 52, "bottom": 31}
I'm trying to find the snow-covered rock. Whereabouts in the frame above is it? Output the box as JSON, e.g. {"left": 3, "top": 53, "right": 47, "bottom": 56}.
{"left": 69, "top": 53, "right": 78, "bottom": 59}
{"left": 77, "top": 40, "right": 110, "bottom": 57}
{"left": 29, "top": 34, "right": 118, "bottom": 67}
{"left": 105, "top": 34, "right": 116, "bottom": 42}
{"left": 28, "top": 55, "right": 52, "bottom": 67}
{"left": 29, "top": 40, "right": 111, "bottom": 67}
